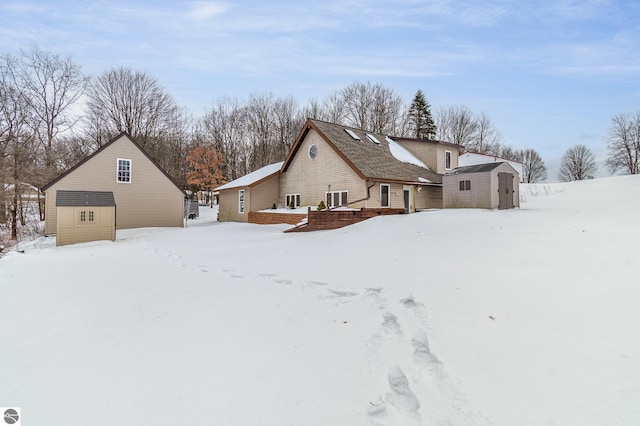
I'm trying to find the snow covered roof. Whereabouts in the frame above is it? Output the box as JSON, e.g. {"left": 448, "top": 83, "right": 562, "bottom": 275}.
{"left": 459, "top": 152, "right": 524, "bottom": 178}
{"left": 385, "top": 136, "right": 430, "bottom": 169}
{"left": 215, "top": 162, "right": 283, "bottom": 191}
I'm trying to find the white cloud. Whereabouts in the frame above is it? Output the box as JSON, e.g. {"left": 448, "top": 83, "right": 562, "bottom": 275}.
{"left": 184, "top": 1, "right": 228, "bottom": 21}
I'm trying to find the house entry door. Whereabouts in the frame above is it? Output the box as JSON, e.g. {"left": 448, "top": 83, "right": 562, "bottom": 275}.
{"left": 498, "top": 172, "right": 514, "bottom": 209}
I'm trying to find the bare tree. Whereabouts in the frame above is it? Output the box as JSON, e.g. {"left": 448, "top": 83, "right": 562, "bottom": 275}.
{"left": 322, "top": 92, "right": 346, "bottom": 124}
{"left": 9, "top": 47, "right": 89, "bottom": 178}
{"left": 246, "top": 92, "right": 276, "bottom": 170}
{"left": 198, "top": 97, "right": 250, "bottom": 181}
{"left": 469, "top": 112, "right": 503, "bottom": 154}
{"left": 86, "top": 67, "right": 178, "bottom": 148}
{"left": 558, "top": 144, "right": 597, "bottom": 182}
{"left": 520, "top": 148, "right": 547, "bottom": 183}
{"left": 0, "top": 63, "right": 38, "bottom": 239}
{"left": 272, "top": 96, "right": 303, "bottom": 160}
{"left": 85, "top": 66, "right": 190, "bottom": 184}
{"left": 339, "top": 82, "right": 403, "bottom": 134}
{"left": 436, "top": 105, "right": 478, "bottom": 148}
{"left": 606, "top": 112, "right": 639, "bottom": 175}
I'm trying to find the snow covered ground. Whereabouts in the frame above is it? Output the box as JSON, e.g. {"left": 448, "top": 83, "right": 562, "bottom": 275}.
{"left": 1, "top": 176, "right": 639, "bottom": 425}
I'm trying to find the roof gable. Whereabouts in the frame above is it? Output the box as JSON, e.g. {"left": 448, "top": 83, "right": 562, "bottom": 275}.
{"left": 41, "top": 133, "right": 183, "bottom": 193}
{"left": 283, "top": 119, "right": 443, "bottom": 184}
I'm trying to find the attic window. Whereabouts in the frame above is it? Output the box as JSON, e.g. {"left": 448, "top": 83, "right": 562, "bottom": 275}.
{"left": 308, "top": 144, "right": 318, "bottom": 159}
{"left": 344, "top": 129, "right": 361, "bottom": 140}
{"left": 117, "top": 158, "right": 132, "bottom": 183}
{"left": 366, "top": 133, "right": 381, "bottom": 145}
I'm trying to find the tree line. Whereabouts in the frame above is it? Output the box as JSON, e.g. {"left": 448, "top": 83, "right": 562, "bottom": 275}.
{"left": 3, "top": 47, "right": 636, "bottom": 241}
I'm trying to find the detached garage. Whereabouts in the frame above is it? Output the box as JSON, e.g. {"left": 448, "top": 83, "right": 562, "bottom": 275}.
{"left": 56, "top": 191, "right": 116, "bottom": 247}
{"left": 443, "top": 162, "right": 520, "bottom": 209}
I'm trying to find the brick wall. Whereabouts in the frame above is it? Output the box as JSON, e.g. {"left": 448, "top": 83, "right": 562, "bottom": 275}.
{"left": 248, "top": 211, "right": 307, "bottom": 225}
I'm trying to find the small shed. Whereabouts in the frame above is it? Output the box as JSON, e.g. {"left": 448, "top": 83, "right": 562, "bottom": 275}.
{"left": 443, "top": 162, "right": 520, "bottom": 209}
{"left": 56, "top": 190, "right": 116, "bottom": 246}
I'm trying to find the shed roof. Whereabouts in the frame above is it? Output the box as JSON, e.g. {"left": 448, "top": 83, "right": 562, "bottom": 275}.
{"left": 56, "top": 190, "right": 116, "bottom": 207}
{"left": 446, "top": 162, "right": 503, "bottom": 175}
{"left": 283, "top": 119, "right": 443, "bottom": 184}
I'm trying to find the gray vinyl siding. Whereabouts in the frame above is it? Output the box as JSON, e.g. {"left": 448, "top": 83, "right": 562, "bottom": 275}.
{"left": 443, "top": 162, "right": 520, "bottom": 209}
{"left": 415, "top": 186, "right": 443, "bottom": 209}
{"left": 44, "top": 135, "right": 184, "bottom": 235}
{"left": 443, "top": 172, "right": 491, "bottom": 208}
{"left": 280, "top": 129, "right": 366, "bottom": 208}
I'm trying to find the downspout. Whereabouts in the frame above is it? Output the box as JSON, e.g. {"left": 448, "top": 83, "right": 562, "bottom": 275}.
{"left": 332, "top": 180, "right": 376, "bottom": 210}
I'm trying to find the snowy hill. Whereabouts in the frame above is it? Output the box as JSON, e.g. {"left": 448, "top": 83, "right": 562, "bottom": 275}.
{"left": 1, "top": 175, "right": 639, "bottom": 425}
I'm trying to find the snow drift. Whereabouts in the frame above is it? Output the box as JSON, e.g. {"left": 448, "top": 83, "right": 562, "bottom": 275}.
{"left": 1, "top": 175, "right": 639, "bottom": 425}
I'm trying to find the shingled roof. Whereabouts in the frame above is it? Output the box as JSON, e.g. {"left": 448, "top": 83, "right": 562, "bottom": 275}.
{"left": 56, "top": 190, "right": 116, "bottom": 207}
{"left": 445, "top": 162, "right": 503, "bottom": 175}
{"left": 283, "top": 119, "right": 443, "bottom": 184}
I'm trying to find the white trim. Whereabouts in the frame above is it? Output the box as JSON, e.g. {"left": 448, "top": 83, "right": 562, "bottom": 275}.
{"left": 325, "top": 190, "right": 348, "bottom": 208}
{"left": 116, "top": 158, "right": 132, "bottom": 183}
{"left": 285, "top": 193, "right": 301, "bottom": 208}
{"left": 380, "top": 184, "right": 390, "bottom": 208}
{"left": 403, "top": 186, "right": 412, "bottom": 214}
{"left": 238, "top": 189, "right": 245, "bottom": 213}
{"left": 444, "top": 150, "right": 452, "bottom": 170}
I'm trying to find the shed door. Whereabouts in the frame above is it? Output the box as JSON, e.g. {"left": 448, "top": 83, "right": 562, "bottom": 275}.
{"left": 498, "top": 172, "right": 514, "bottom": 209}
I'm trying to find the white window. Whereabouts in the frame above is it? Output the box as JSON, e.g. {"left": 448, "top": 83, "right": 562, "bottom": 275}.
{"left": 117, "top": 158, "right": 132, "bottom": 183}
{"left": 325, "top": 190, "right": 348, "bottom": 208}
{"left": 285, "top": 193, "right": 301, "bottom": 209}
{"left": 308, "top": 144, "right": 318, "bottom": 159}
{"left": 380, "top": 184, "right": 390, "bottom": 208}
{"left": 445, "top": 151, "right": 452, "bottom": 170}
{"left": 238, "top": 189, "right": 245, "bottom": 213}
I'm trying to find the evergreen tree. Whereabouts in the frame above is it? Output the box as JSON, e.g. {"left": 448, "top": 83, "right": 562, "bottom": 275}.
{"left": 408, "top": 90, "right": 436, "bottom": 139}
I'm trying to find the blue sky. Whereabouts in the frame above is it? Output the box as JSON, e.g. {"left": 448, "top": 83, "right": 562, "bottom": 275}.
{"left": 1, "top": 0, "right": 639, "bottom": 180}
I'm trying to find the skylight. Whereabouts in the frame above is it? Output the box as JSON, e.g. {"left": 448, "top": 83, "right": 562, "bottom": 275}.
{"left": 344, "top": 129, "right": 361, "bottom": 140}
{"left": 365, "top": 133, "right": 381, "bottom": 145}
